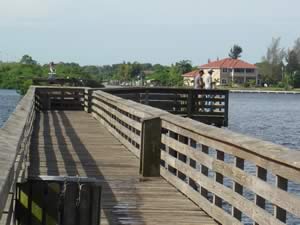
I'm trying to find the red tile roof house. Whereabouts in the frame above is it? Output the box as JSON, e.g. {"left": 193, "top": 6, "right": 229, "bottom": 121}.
{"left": 182, "top": 58, "right": 259, "bottom": 87}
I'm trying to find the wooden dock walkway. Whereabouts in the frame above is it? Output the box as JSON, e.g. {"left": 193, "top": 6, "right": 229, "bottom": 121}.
{"left": 29, "top": 111, "right": 217, "bottom": 225}
{"left": 2, "top": 86, "right": 300, "bottom": 225}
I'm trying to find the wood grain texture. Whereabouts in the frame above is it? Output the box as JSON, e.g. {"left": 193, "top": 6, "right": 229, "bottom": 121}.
{"left": 0, "top": 86, "right": 36, "bottom": 221}
{"left": 29, "top": 111, "right": 217, "bottom": 225}
{"left": 161, "top": 117, "right": 300, "bottom": 183}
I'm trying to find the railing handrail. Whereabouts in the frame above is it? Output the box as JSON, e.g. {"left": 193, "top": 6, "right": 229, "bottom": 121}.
{"left": 102, "top": 86, "right": 229, "bottom": 94}
{"left": 0, "top": 86, "right": 36, "bottom": 219}
{"left": 161, "top": 113, "right": 300, "bottom": 172}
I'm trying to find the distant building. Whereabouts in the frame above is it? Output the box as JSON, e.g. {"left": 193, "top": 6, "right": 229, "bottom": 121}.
{"left": 182, "top": 58, "right": 259, "bottom": 86}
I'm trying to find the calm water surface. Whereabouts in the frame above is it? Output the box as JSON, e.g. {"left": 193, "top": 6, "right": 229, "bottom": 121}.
{"left": 228, "top": 93, "right": 300, "bottom": 150}
{"left": 0, "top": 89, "right": 21, "bottom": 127}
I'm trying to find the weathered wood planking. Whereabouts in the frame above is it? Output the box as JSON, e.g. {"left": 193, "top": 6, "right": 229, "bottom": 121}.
{"left": 28, "top": 111, "right": 217, "bottom": 225}
{"left": 0, "top": 87, "right": 36, "bottom": 222}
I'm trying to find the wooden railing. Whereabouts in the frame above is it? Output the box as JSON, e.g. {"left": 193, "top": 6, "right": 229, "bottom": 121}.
{"left": 90, "top": 90, "right": 164, "bottom": 176}
{"left": 89, "top": 89, "right": 300, "bottom": 224}
{"left": 32, "top": 78, "right": 104, "bottom": 88}
{"left": 1, "top": 86, "right": 299, "bottom": 225}
{"left": 35, "top": 87, "right": 85, "bottom": 111}
{"left": 159, "top": 113, "right": 300, "bottom": 225}
{"left": 103, "top": 87, "right": 229, "bottom": 127}
{"left": 0, "top": 87, "right": 36, "bottom": 222}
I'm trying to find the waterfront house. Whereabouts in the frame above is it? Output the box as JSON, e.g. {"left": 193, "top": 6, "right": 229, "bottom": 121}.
{"left": 183, "top": 58, "right": 259, "bottom": 86}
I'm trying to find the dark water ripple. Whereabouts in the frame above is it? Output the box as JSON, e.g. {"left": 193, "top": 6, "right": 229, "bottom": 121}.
{"left": 0, "top": 89, "right": 21, "bottom": 127}
{"left": 228, "top": 93, "right": 300, "bottom": 150}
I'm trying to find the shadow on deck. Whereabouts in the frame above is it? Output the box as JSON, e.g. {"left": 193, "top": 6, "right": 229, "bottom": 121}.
{"left": 28, "top": 111, "right": 216, "bottom": 225}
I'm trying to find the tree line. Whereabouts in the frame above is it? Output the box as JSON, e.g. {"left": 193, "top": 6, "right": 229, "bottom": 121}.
{"left": 1, "top": 37, "right": 300, "bottom": 94}
{"left": 256, "top": 37, "right": 300, "bottom": 88}
{"left": 0, "top": 56, "right": 193, "bottom": 94}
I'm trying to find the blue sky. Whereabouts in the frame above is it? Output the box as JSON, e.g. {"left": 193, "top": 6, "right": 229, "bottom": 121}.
{"left": 1, "top": 0, "right": 300, "bottom": 66}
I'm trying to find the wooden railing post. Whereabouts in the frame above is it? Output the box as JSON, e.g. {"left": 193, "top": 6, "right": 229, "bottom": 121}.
{"left": 224, "top": 91, "right": 229, "bottom": 126}
{"left": 275, "top": 175, "right": 288, "bottom": 222}
{"left": 254, "top": 166, "right": 267, "bottom": 225}
{"left": 200, "top": 145, "right": 209, "bottom": 198}
{"left": 140, "top": 117, "right": 161, "bottom": 177}
{"left": 187, "top": 90, "right": 193, "bottom": 117}
{"left": 214, "top": 150, "right": 224, "bottom": 207}
{"left": 188, "top": 139, "right": 197, "bottom": 190}
{"left": 232, "top": 157, "right": 244, "bottom": 221}
{"left": 84, "top": 88, "right": 93, "bottom": 113}
{"left": 144, "top": 90, "right": 149, "bottom": 105}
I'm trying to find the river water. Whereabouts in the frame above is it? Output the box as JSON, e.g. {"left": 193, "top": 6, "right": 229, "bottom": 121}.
{"left": 228, "top": 93, "right": 300, "bottom": 150}
{"left": 0, "top": 89, "right": 21, "bottom": 127}
{"left": 0, "top": 90, "right": 299, "bottom": 224}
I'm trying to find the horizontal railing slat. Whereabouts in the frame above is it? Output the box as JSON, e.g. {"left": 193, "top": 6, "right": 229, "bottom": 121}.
{"left": 161, "top": 118, "right": 300, "bottom": 184}
{"left": 92, "top": 96, "right": 142, "bottom": 131}
{"left": 160, "top": 168, "right": 243, "bottom": 225}
{"left": 161, "top": 134, "right": 300, "bottom": 218}
{"left": 161, "top": 152, "right": 286, "bottom": 225}
{"left": 91, "top": 101, "right": 141, "bottom": 145}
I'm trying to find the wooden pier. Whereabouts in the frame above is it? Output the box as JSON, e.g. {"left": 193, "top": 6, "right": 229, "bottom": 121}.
{"left": 1, "top": 86, "right": 300, "bottom": 225}
{"left": 28, "top": 111, "right": 216, "bottom": 225}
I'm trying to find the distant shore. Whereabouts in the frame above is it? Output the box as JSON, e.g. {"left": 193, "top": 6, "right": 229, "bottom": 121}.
{"left": 229, "top": 89, "right": 300, "bottom": 94}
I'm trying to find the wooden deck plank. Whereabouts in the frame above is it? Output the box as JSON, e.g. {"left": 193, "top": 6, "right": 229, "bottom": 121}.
{"left": 28, "top": 111, "right": 217, "bottom": 225}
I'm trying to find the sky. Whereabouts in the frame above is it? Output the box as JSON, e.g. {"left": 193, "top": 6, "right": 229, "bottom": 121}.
{"left": 1, "top": 0, "right": 300, "bottom": 66}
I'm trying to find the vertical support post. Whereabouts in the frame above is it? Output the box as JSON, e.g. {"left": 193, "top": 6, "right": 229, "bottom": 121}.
{"left": 63, "top": 183, "right": 78, "bottom": 225}
{"left": 61, "top": 89, "right": 65, "bottom": 109}
{"left": 177, "top": 135, "right": 187, "bottom": 181}
{"left": 91, "top": 185, "right": 102, "bottom": 225}
{"left": 232, "top": 157, "right": 244, "bottom": 220}
{"left": 144, "top": 90, "right": 149, "bottom": 105}
{"left": 188, "top": 138, "right": 197, "bottom": 190}
{"left": 187, "top": 90, "right": 193, "bottom": 117}
{"left": 79, "top": 185, "right": 91, "bottom": 225}
{"left": 275, "top": 175, "right": 288, "bottom": 223}
{"left": 84, "top": 88, "right": 93, "bottom": 113}
{"left": 254, "top": 166, "right": 267, "bottom": 225}
{"left": 201, "top": 145, "right": 209, "bottom": 198}
{"left": 224, "top": 91, "right": 229, "bottom": 127}
{"left": 214, "top": 150, "right": 224, "bottom": 207}
{"left": 140, "top": 117, "right": 161, "bottom": 177}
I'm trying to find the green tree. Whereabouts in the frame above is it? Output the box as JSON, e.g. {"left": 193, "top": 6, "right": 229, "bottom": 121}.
{"left": 150, "top": 67, "right": 170, "bottom": 86}
{"left": 129, "top": 62, "right": 142, "bottom": 78}
{"left": 228, "top": 45, "right": 243, "bottom": 59}
{"left": 116, "top": 63, "right": 130, "bottom": 81}
{"left": 258, "top": 37, "right": 286, "bottom": 84}
{"left": 292, "top": 38, "right": 300, "bottom": 62}
{"left": 20, "top": 55, "right": 37, "bottom": 65}
{"left": 263, "top": 37, "right": 285, "bottom": 65}
{"left": 293, "top": 71, "right": 300, "bottom": 88}
{"left": 286, "top": 50, "right": 300, "bottom": 74}
{"left": 175, "top": 60, "right": 192, "bottom": 74}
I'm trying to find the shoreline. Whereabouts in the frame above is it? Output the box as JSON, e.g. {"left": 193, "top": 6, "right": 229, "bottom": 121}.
{"left": 229, "top": 89, "right": 300, "bottom": 94}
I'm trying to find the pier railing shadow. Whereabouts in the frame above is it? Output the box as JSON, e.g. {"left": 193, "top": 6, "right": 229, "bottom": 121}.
{"left": 57, "top": 110, "right": 143, "bottom": 225}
